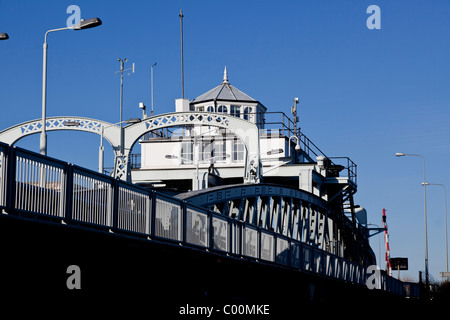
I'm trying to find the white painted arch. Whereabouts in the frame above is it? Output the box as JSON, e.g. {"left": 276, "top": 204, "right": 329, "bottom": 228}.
{"left": 0, "top": 112, "right": 261, "bottom": 183}
{"left": 0, "top": 116, "right": 121, "bottom": 148}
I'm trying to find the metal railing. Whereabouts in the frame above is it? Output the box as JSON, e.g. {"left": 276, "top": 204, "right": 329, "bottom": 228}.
{"left": 328, "top": 157, "right": 358, "bottom": 185}
{"left": 256, "top": 111, "right": 329, "bottom": 161}
{"left": 0, "top": 141, "right": 417, "bottom": 298}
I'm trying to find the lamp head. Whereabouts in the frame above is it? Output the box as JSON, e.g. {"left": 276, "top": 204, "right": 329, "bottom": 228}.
{"left": 73, "top": 17, "right": 102, "bottom": 30}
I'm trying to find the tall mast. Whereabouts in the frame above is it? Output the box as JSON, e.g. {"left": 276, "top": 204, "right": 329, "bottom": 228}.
{"left": 179, "top": 9, "right": 184, "bottom": 99}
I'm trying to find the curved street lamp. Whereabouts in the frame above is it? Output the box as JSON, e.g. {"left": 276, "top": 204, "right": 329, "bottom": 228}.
{"left": 422, "top": 182, "right": 448, "bottom": 281}
{"left": 396, "top": 152, "right": 429, "bottom": 289}
{"left": 0, "top": 33, "right": 9, "bottom": 40}
{"left": 41, "top": 17, "right": 102, "bottom": 156}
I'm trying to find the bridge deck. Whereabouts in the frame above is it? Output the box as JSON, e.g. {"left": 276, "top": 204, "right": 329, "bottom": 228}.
{"left": 0, "top": 141, "right": 419, "bottom": 309}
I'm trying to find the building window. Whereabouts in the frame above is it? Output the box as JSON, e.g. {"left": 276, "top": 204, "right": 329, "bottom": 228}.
{"left": 231, "top": 105, "right": 240, "bottom": 118}
{"left": 201, "top": 139, "right": 214, "bottom": 162}
{"left": 218, "top": 105, "right": 228, "bottom": 114}
{"left": 243, "top": 107, "right": 252, "bottom": 121}
{"left": 197, "top": 106, "right": 204, "bottom": 112}
{"left": 207, "top": 105, "right": 214, "bottom": 112}
{"left": 214, "top": 140, "right": 227, "bottom": 163}
{"left": 181, "top": 141, "right": 193, "bottom": 164}
{"left": 233, "top": 138, "right": 244, "bottom": 162}
{"left": 200, "top": 138, "right": 227, "bottom": 163}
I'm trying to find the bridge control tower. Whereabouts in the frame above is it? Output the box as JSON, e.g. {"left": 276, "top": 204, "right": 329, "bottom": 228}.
{"left": 135, "top": 68, "right": 346, "bottom": 193}
{"left": 132, "top": 68, "right": 370, "bottom": 266}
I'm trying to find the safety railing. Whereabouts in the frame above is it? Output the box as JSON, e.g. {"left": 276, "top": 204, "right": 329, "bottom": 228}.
{"left": 13, "top": 148, "right": 66, "bottom": 218}
{"left": 328, "top": 157, "right": 357, "bottom": 185}
{"left": 0, "top": 141, "right": 418, "bottom": 298}
{"left": 0, "top": 144, "right": 8, "bottom": 209}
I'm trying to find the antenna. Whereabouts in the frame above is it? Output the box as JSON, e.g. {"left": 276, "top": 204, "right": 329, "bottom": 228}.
{"left": 291, "top": 97, "right": 299, "bottom": 136}
{"left": 151, "top": 62, "right": 157, "bottom": 116}
{"left": 115, "top": 58, "right": 135, "bottom": 154}
{"left": 179, "top": 8, "right": 184, "bottom": 99}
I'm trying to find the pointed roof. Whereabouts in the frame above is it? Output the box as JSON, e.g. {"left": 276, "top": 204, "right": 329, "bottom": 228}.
{"left": 191, "top": 67, "right": 258, "bottom": 104}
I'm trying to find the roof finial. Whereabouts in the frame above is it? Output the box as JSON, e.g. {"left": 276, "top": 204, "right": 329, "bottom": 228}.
{"left": 222, "top": 66, "right": 228, "bottom": 84}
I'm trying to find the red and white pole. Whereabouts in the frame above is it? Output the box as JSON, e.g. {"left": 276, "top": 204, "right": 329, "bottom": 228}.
{"left": 382, "top": 208, "right": 392, "bottom": 276}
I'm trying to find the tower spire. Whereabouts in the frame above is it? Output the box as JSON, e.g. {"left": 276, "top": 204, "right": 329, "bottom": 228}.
{"left": 222, "top": 66, "right": 228, "bottom": 84}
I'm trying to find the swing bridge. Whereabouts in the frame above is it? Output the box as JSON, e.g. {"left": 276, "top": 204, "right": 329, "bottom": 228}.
{"left": 0, "top": 112, "right": 420, "bottom": 301}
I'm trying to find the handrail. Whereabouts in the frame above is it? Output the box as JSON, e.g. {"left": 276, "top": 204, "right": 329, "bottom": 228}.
{"left": 328, "top": 157, "right": 358, "bottom": 185}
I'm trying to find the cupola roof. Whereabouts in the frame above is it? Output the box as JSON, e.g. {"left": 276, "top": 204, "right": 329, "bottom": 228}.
{"left": 191, "top": 67, "right": 258, "bottom": 104}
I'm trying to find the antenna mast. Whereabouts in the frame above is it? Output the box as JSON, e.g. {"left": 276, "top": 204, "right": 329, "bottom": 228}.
{"left": 179, "top": 9, "right": 184, "bottom": 99}
{"left": 115, "top": 58, "right": 135, "bottom": 154}
{"left": 151, "top": 62, "right": 157, "bottom": 116}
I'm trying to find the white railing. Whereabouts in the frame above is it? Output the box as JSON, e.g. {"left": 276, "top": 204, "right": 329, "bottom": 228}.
{"left": 0, "top": 142, "right": 419, "bottom": 298}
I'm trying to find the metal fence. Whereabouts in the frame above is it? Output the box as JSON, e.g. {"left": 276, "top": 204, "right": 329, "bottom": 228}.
{"left": 0, "top": 142, "right": 419, "bottom": 298}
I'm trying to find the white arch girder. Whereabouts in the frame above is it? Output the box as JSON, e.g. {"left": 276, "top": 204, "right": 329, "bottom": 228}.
{"left": 0, "top": 116, "right": 121, "bottom": 148}
{"left": 123, "top": 111, "right": 261, "bottom": 183}
{"left": 0, "top": 112, "right": 261, "bottom": 184}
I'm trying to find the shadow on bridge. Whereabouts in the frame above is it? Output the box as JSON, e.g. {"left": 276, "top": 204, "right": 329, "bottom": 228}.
{"left": 0, "top": 213, "right": 427, "bottom": 317}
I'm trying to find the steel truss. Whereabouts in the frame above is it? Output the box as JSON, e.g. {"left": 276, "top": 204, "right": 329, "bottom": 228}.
{"left": 178, "top": 184, "right": 374, "bottom": 262}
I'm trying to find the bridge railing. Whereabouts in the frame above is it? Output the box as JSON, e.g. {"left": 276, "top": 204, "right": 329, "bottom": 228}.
{"left": 0, "top": 142, "right": 418, "bottom": 298}
{"left": 0, "top": 143, "right": 8, "bottom": 209}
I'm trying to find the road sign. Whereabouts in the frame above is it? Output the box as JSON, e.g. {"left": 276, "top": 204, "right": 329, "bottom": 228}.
{"left": 440, "top": 271, "right": 450, "bottom": 278}
{"left": 390, "top": 257, "right": 408, "bottom": 270}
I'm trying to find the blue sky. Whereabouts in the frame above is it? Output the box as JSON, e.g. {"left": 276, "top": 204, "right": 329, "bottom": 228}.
{"left": 1, "top": 0, "right": 450, "bottom": 282}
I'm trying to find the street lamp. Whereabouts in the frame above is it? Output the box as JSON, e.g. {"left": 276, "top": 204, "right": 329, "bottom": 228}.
{"left": 422, "top": 182, "right": 448, "bottom": 281}
{"left": 368, "top": 223, "right": 384, "bottom": 270}
{"left": 396, "top": 152, "right": 429, "bottom": 288}
{"left": 288, "top": 135, "right": 301, "bottom": 158}
{"left": 0, "top": 33, "right": 9, "bottom": 40}
{"left": 40, "top": 17, "right": 102, "bottom": 156}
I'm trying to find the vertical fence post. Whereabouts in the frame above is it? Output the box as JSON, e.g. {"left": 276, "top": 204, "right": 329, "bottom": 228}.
{"left": 181, "top": 201, "right": 187, "bottom": 244}
{"left": 63, "top": 163, "right": 74, "bottom": 223}
{"left": 111, "top": 178, "right": 119, "bottom": 232}
{"left": 145, "top": 189, "right": 152, "bottom": 236}
{"left": 209, "top": 212, "right": 213, "bottom": 251}
{"left": 257, "top": 227, "right": 262, "bottom": 260}
{"left": 150, "top": 191, "right": 156, "bottom": 238}
{"left": 5, "top": 146, "right": 16, "bottom": 214}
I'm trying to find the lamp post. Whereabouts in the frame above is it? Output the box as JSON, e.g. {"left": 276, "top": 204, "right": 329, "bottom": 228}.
{"left": 288, "top": 135, "right": 301, "bottom": 159}
{"left": 0, "top": 33, "right": 9, "bottom": 40}
{"left": 40, "top": 18, "right": 102, "bottom": 156}
{"left": 396, "top": 152, "right": 429, "bottom": 289}
{"left": 368, "top": 223, "right": 383, "bottom": 270}
{"left": 422, "top": 182, "right": 448, "bottom": 281}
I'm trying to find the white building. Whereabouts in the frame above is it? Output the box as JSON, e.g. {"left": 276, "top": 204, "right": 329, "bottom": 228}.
{"left": 133, "top": 68, "right": 332, "bottom": 196}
